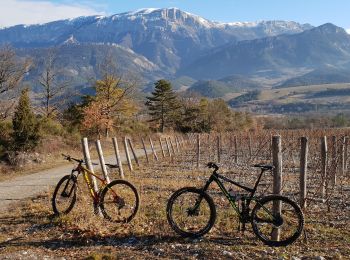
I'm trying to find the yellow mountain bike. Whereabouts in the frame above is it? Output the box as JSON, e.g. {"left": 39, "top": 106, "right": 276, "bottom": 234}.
{"left": 52, "top": 154, "right": 139, "bottom": 223}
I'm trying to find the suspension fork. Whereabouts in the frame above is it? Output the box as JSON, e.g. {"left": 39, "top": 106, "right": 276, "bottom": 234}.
{"left": 190, "top": 176, "right": 215, "bottom": 212}
{"left": 61, "top": 170, "right": 77, "bottom": 197}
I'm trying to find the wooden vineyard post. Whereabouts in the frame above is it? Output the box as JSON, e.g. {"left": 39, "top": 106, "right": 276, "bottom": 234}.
{"left": 248, "top": 135, "right": 252, "bottom": 158}
{"left": 112, "top": 137, "right": 124, "bottom": 179}
{"left": 321, "top": 136, "right": 328, "bottom": 202}
{"left": 217, "top": 135, "right": 221, "bottom": 163}
{"left": 207, "top": 134, "right": 211, "bottom": 162}
{"left": 179, "top": 135, "right": 185, "bottom": 148}
{"left": 186, "top": 133, "right": 191, "bottom": 145}
{"left": 344, "top": 136, "right": 349, "bottom": 173}
{"left": 184, "top": 135, "right": 189, "bottom": 147}
{"left": 340, "top": 136, "right": 345, "bottom": 177}
{"left": 300, "top": 137, "right": 308, "bottom": 209}
{"left": 185, "top": 133, "right": 190, "bottom": 146}
{"left": 149, "top": 137, "right": 158, "bottom": 161}
{"left": 128, "top": 138, "right": 139, "bottom": 166}
{"left": 96, "top": 140, "right": 111, "bottom": 184}
{"left": 123, "top": 136, "right": 133, "bottom": 171}
{"left": 196, "top": 134, "right": 200, "bottom": 168}
{"left": 175, "top": 136, "right": 180, "bottom": 153}
{"left": 191, "top": 133, "right": 195, "bottom": 145}
{"left": 272, "top": 135, "right": 282, "bottom": 241}
{"left": 169, "top": 137, "right": 176, "bottom": 155}
{"left": 182, "top": 135, "right": 186, "bottom": 148}
{"left": 270, "top": 134, "right": 273, "bottom": 160}
{"left": 141, "top": 137, "right": 149, "bottom": 164}
{"left": 234, "top": 135, "right": 238, "bottom": 164}
{"left": 81, "top": 138, "right": 102, "bottom": 215}
{"left": 165, "top": 137, "right": 172, "bottom": 157}
{"left": 332, "top": 136, "right": 337, "bottom": 186}
{"left": 159, "top": 137, "right": 165, "bottom": 158}
{"left": 178, "top": 135, "right": 183, "bottom": 149}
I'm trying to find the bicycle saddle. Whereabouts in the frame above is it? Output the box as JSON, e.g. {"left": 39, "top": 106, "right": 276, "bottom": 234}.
{"left": 253, "top": 164, "right": 274, "bottom": 170}
{"left": 105, "top": 163, "right": 119, "bottom": 169}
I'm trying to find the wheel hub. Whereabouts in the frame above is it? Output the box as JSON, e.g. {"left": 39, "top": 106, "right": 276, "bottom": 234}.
{"left": 273, "top": 215, "right": 284, "bottom": 227}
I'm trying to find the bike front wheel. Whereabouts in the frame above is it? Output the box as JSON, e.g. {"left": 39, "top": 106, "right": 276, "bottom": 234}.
{"left": 251, "top": 195, "right": 304, "bottom": 247}
{"left": 99, "top": 180, "right": 139, "bottom": 223}
{"left": 52, "top": 175, "right": 77, "bottom": 215}
{"left": 166, "top": 187, "right": 216, "bottom": 238}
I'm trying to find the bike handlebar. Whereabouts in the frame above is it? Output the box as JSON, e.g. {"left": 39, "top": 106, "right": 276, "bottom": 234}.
{"left": 62, "top": 154, "right": 115, "bottom": 167}
{"left": 62, "top": 154, "right": 83, "bottom": 163}
{"left": 206, "top": 162, "right": 219, "bottom": 171}
{"left": 206, "top": 162, "right": 273, "bottom": 172}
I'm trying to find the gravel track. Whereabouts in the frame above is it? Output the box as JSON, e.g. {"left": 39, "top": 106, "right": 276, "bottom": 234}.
{"left": 0, "top": 149, "right": 147, "bottom": 210}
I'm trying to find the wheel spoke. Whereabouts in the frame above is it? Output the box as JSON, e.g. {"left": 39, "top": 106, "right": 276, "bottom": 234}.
{"left": 100, "top": 180, "right": 139, "bottom": 223}
{"left": 167, "top": 188, "right": 216, "bottom": 237}
{"left": 251, "top": 195, "right": 304, "bottom": 246}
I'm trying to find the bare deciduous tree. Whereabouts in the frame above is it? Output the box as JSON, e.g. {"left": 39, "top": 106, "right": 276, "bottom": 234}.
{"left": 38, "top": 50, "right": 69, "bottom": 118}
{"left": 0, "top": 45, "right": 31, "bottom": 120}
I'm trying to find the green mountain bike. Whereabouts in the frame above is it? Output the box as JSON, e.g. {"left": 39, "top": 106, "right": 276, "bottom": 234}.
{"left": 166, "top": 162, "right": 304, "bottom": 247}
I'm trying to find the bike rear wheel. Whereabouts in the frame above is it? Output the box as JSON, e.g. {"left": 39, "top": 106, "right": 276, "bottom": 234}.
{"left": 251, "top": 195, "right": 304, "bottom": 247}
{"left": 52, "top": 175, "right": 77, "bottom": 215}
{"left": 166, "top": 187, "right": 216, "bottom": 238}
{"left": 99, "top": 180, "right": 139, "bottom": 223}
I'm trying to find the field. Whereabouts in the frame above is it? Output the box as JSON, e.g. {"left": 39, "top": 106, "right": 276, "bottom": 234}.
{"left": 0, "top": 130, "right": 350, "bottom": 259}
{"left": 228, "top": 83, "right": 350, "bottom": 114}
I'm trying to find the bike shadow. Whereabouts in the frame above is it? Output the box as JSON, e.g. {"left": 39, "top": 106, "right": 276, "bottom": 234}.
{"left": 0, "top": 233, "right": 257, "bottom": 250}
{"left": 0, "top": 208, "right": 257, "bottom": 250}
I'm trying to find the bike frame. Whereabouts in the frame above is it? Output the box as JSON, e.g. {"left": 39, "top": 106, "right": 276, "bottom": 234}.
{"left": 200, "top": 167, "right": 267, "bottom": 221}
{"left": 70, "top": 161, "right": 109, "bottom": 204}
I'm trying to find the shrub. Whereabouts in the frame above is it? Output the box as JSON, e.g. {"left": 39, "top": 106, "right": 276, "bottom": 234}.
{"left": 39, "top": 117, "right": 65, "bottom": 136}
{"left": 0, "top": 120, "right": 12, "bottom": 158}
{"left": 11, "top": 88, "right": 41, "bottom": 151}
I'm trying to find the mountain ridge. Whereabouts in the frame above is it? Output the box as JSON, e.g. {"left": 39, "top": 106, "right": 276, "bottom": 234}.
{"left": 1, "top": 8, "right": 349, "bottom": 100}
{"left": 0, "top": 8, "right": 313, "bottom": 74}
{"left": 179, "top": 23, "right": 350, "bottom": 79}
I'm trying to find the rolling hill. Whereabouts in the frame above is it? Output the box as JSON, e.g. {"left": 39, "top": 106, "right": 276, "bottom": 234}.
{"left": 275, "top": 67, "right": 350, "bottom": 88}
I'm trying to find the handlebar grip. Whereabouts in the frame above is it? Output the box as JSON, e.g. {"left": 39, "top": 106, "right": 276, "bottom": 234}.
{"left": 206, "top": 162, "right": 219, "bottom": 170}
{"left": 61, "top": 154, "right": 71, "bottom": 161}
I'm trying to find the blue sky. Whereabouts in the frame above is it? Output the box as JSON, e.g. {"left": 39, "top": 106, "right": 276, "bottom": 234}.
{"left": 1, "top": 0, "right": 350, "bottom": 32}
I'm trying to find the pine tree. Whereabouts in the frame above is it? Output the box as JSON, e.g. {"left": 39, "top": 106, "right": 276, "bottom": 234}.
{"left": 145, "top": 80, "right": 180, "bottom": 132}
{"left": 12, "top": 88, "right": 40, "bottom": 151}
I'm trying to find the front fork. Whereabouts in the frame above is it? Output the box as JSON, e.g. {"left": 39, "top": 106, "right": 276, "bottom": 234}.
{"left": 61, "top": 171, "right": 77, "bottom": 197}
{"left": 188, "top": 178, "right": 214, "bottom": 215}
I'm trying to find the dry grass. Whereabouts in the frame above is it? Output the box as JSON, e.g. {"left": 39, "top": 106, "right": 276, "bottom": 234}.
{"left": 0, "top": 141, "right": 349, "bottom": 260}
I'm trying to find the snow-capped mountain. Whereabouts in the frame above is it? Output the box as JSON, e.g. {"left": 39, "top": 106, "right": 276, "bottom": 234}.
{"left": 180, "top": 23, "right": 350, "bottom": 79}
{"left": 0, "top": 8, "right": 312, "bottom": 73}
{"left": 4, "top": 7, "right": 349, "bottom": 94}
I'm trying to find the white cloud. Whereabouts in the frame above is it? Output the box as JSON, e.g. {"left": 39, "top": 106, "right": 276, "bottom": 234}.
{"left": 0, "top": 0, "right": 105, "bottom": 28}
{"left": 347, "top": 29, "right": 350, "bottom": 34}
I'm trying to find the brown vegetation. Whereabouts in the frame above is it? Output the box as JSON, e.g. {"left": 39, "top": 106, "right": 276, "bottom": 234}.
{"left": 0, "top": 130, "right": 349, "bottom": 258}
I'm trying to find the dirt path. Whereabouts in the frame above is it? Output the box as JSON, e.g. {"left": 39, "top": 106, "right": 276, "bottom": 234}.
{"left": 0, "top": 149, "right": 147, "bottom": 210}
